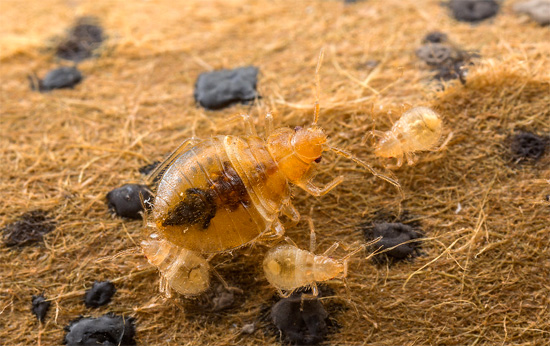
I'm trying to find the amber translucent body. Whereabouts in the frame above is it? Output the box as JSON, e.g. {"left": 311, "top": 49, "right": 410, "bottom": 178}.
{"left": 141, "top": 238, "right": 210, "bottom": 296}
{"left": 263, "top": 245, "right": 342, "bottom": 291}
{"left": 150, "top": 127, "right": 324, "bottom": 254}
{"left": 375, "top": 106, "right": 443, "bottom": 158}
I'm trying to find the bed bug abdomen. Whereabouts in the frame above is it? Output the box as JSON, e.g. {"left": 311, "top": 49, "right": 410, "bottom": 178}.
{"left": 151, "top": 136, "right": 290, "bottom": 253}
{"left": 141, "top": 238, "right": 210, "bottom": 296}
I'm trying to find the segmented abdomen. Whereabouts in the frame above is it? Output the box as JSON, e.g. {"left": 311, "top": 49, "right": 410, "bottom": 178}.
{"left": 151, "top": 135, "right": 289, "bottom": 253}
{"left": 141, "top": 238, "right": 210, "bottom": 296}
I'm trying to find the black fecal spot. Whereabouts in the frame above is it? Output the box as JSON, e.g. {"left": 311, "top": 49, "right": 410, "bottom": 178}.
{"left": 56, "top": 17, "right": 104, "bottom": 62}
{"left": 29, "top": 67, "right": 83, "bottom": 92}
{"left": 194, "top": 66, "right": 259, "bottom": 110}
{"left": 64, "top": 313, "right": 136, "bottom": 346}
{"left": 447, "top": 0, "right": 499, "bottom": 23}
{"left": 106, "top": 184, "right": 152, "bottom": 219}
{"left": 514, "top": 1, "right": 550, "bottom": 26}
{"left": 416, "top": 43, "right": 455, "bottom": 67}
{"left": 31, "top": 294, "right": 51, "bottom": 322}
{"left": 211, "top": 284, "right": 242, "bottom": 311}
{"left": 416, "top": 41, "right": 476, "bottom": 84}
{"left": 2, "top": 210, "right": 56, "bottom": 247}
{"left": 84, "top": 281, "right": 116, "bottom": 308}
{"left": 271, "top": 292, "right": 329, "bottom": 345}
{"left": 510, "top": 131, "right": 548, "bottom": 162}
{"left": 423, "top": 31, "right": 448, "bottom": 44}
{"left": 163, "top": 188, "right": 217, "bottom": 229}
{"left": 434, "top": 61, "right": 468, "bottom": 84}
{"left": 138, "top": 161, "right": 160, "bottom": 175}
{"left": 314, "top": 156, "right": 322, "bottom": 163}
{"left": 363, "top": 222, "right": 423, "bottom": 261}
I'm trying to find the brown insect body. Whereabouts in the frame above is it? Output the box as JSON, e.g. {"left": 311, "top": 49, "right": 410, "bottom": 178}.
{"left": 150, "top": 127, "right": 327, "bottom": 254}
{"left": 373, "top": 107, "right": 443, "bottom": 166}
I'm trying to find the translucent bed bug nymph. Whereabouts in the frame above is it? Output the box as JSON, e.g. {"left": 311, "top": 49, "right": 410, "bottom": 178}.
{"left": 263, "top": 244, "right": 365, "bottom": 297}
{"left": 263, "top": 219, "right": 365, "bottom": 297}
{"left": 368, "top": 106, "right": 444, "bottom": 167}
{"left": 143, "top": 49, "right": 400, "bottom": 295}
{"left": 141, "top": 234, "right": 210, "bottom": 297}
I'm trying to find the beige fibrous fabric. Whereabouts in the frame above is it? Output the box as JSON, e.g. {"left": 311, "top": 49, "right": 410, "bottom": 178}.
{"left": 1, "top": 0, "right": 548, "bottom": 345}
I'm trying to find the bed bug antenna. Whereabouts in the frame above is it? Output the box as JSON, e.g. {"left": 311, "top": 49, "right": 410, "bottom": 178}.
{"left": 327, "top": 145, "right": 403, "bottom": 197}
{"left": 312, "top": 48, "right": 325, "bottom": 126}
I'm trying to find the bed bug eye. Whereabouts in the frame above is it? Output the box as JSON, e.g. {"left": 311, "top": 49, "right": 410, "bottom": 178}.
{"left": 294, "top": 126, "right": 302, "bottom": 132}
{"left": 314, "top": 156, "right": 322, "bottom": 163}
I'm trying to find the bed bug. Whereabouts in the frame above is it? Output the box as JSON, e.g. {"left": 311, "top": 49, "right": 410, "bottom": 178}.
{"left": 263, "top": 219, "right": 365, "bottom": 297}
{"left": 141, "top": 234, "right": 210, "bottom": 297}
{"left": 368, "top": 106, "right": 445, "bottom": 167}
{"left": 143, "top": 49, "right": 400, "bottom": 295}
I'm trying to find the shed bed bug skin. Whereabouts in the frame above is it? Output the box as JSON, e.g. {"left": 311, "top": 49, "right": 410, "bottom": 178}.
{"left": 146, "top": 49, "right": 400, "bottom": 256}
{"left": 369, "top": 107, "right": 444, "bottom": 167}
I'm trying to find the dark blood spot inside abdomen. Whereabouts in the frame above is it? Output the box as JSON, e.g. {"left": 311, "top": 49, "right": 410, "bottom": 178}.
{"left": 162, "top": 162, "right": 251, "bottom": 230}
{"left": 163, "top": 188, "right": 217, "bottom": 229}
{"left": 211, "top": 162, "right": 250, "bottom": 211}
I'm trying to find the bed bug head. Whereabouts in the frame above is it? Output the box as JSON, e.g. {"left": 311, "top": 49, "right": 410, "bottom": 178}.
{"left": 292, "top": 125, "right": 327, "bottom": 163}
{"left": 374, "top": 135, "right": 401, "bottom": 158}
{"left": 266, "top": 125, "right": 327, "bottom": 184}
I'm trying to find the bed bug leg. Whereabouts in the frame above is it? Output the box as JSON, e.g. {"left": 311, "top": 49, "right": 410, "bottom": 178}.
{"left": 298, "top": 175, "right": 345, "bottom": 197}
{"left": 239, "top": 113, "right": 258, "bottom": 136}
{"left": 302, "top": 216, "right": 319, "bottom": 253}
{"left": 323, "top": 242, "right": 340, "bottom": 257}
{"left": 265, "top": 112, "right": 274, "bottom": 137}
{"left": 299, "top": 283, "right": 319, "bottom": 311}
{"left": 312, "top": 48, "right": 325, "bottom": 126}
{"left": 277, "top": 287, "right": 291, "bottom": 298}
{"left": 226, "top": 113, "right": 258, "bottom": 136}
{"left": 405, "top": 152, "right": 417, "bottom": 166}
{"left": 281, "top": 202, "right": 300, "bottom": 228}
{"left": 159, "top": 275, "right": 172, "bottom": 298}
{"left": 329, "top": 145, "right": 403, "bottom": 197}
{"left": 258, "top": 219, "right": 286, "bottom": 243}
{"left": 362, "top": 129, "right": 386, "bottom": 145}
{"left": 432, "top": 131, "right": 454, "bottom": 152}
{"left": 394, "top": 155, "right": 404, "bottom": 168}
{"left": 211, "top": 265, "right": 243, "bottom": 294}
{"left": 283, "top": 236, "right": 299, "bottom": 247}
